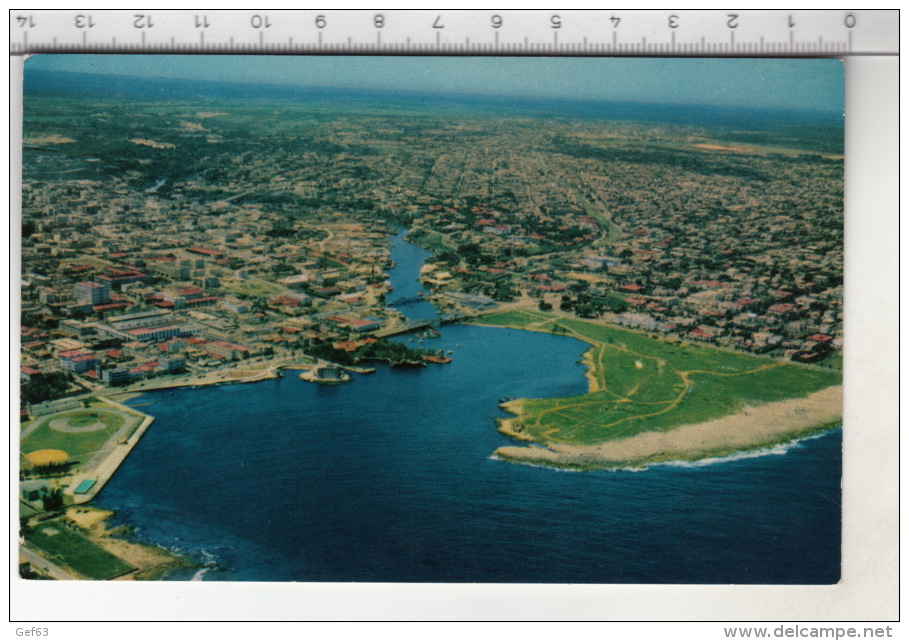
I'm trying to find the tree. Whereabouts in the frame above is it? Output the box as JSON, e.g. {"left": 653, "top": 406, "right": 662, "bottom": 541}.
{"left": 250, "top": 297, "right": 269, "bottom": 314}
{"left": 575, "top": 302, "right": 604, "bottom": 318}
{"left": 21, "top": 372, "right": 72, "bottom": 405}
{"left": 41, "top": 489, "right": 64, "bottom": 513}
{"left": 604, "top": 295, "right": 628, "bottom": 314}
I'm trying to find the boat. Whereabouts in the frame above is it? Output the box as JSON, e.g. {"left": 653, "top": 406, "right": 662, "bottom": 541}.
{"left": 423, "top": 355, "right": 452, "bottom": 364}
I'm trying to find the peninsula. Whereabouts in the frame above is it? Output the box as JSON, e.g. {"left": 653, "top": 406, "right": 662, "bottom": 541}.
{"left": 472, "top": 309, "right": 841, "bottom": 469}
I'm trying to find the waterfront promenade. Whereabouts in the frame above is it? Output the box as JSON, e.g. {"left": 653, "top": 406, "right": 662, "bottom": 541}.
{"left": 58, "top": 397, "right": 155, "bottom": 505}
{"left": 112, "top": 356, "right": 313, "bottom": 395}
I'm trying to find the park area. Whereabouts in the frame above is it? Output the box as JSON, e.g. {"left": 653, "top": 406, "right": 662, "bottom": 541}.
{"left": 20, "top": 401, "right": 143, "bottom": 472}
{"left": 473, "top": 310, "right": 842, "bottom": 446}
{"left": 23, "top": 524, "right": 134, "bottom": 580}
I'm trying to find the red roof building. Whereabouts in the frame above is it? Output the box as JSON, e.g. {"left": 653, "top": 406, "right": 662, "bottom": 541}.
{"left": 180, "top": 285, "right": 205, "bottom": 296}
{"left": 187, "top": 246, "right": 223, "bottom": 257}
{"left": 768, "top": 303, "right": 796, "bottom": 315}
{"left": 272, "top": 295, "right": 303, "bottom": 307}
{"left": 20, "top": 366, "right": 40, "bottom": 378}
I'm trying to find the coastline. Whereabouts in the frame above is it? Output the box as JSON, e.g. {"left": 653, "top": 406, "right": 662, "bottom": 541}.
{"left": 472, "top": 310, "right": 842, "bottom": 469}
{"left": 108, "top": 360, "right": 311, "bottom": 397}
{"left": 106, "top": 359, "right": 380, "bottom": 400}
{"left": 64, "top": 506, "right": 197, "bottom": 580}
{"left": 495, "top": 385, "right": 843, "bottom": 469}
{"left": 22, "top": 400, "right": 199, "bottom": 580}
{"left": 22, "top": 229, "right": 421, "bottom": 581}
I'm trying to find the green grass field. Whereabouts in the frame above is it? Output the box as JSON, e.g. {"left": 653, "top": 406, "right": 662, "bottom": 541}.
{"left": 21, "top": 407, "right": 137, "bottom": 462}
{"left": 24, "top": 525, "right": 134, "bottom": 579}
{"left": 474, "top": 310, "right": 842, "bottom": 445}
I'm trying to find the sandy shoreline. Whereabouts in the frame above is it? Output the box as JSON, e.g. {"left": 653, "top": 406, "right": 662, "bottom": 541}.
{"left": 495, "top": 385, "right": 842, "bottom": 469}
{"left": 65, "top": 506, "right": 195, "bottom": 580}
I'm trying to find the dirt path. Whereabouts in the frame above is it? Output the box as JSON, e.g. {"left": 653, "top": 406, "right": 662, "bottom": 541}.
{"left": 496, "top": 385, "right": 842, "bottom": 468}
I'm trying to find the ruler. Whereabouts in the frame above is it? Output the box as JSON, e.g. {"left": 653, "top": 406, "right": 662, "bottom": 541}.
{"left": 9, "top": 9, "right": 899, "bottom": 56}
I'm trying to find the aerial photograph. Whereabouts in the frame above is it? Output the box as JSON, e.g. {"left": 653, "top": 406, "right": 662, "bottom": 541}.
{"left": 17, "top": 55, "right": 843, "bottom": 584}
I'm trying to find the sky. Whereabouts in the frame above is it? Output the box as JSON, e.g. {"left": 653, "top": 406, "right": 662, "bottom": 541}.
{"left": 24, "top": 55, "right": 844, "bottom": 113}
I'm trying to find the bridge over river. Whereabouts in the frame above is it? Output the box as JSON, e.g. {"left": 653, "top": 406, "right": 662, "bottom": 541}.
{"left": 384, "top": 295, "right": 426, "bottom": 307}
{"left": 373, "top": 313, "right": 468, "bottom": 338}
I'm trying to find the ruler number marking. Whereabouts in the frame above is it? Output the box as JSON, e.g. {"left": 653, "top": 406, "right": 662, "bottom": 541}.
{"left": 8, "top": 9, "right": 892, "bottom": 55}
{"left": 250, "top": 15, "right": 271, "bottom": 29}
{"left": 75, "top": 14, "right": 95, "bottom": 29}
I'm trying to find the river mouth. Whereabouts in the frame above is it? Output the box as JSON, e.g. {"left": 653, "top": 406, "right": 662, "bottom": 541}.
{"left": 385, "top": 227, "right": 440, "bottom": 322}
{"left": 97, "top": 229, "right": 841, "bottom": 584}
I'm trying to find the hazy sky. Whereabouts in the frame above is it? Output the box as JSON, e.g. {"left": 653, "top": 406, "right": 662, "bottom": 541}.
{"left": 25, "top": 55, "right": 844, "bottom": 112}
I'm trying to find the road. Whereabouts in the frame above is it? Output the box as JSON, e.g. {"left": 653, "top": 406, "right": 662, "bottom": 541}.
{"left": 19, "top": 544, "right": 82, "bottom": 580}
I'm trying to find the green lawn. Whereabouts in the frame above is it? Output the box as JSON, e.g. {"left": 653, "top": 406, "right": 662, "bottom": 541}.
{"left": 476, "top": 310, "right": 552, "bottom": 330}
{"left": 21, "top": 408, "right": 138, "bottom": 461}
{"left": 407, "top": 229, "right": 451, "bottom": 254}
{"left": 474, "top": 310, "right": 841, "bottom": 445}
{"left": 69, "top": 410, "right": 117, "bottom": 428}
{"left": 25, "top": 525, "right": 134, "bottom": 579}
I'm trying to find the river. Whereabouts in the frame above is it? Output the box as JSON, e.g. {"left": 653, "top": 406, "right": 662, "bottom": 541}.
{"left": 98, "top": 229, "right": 841, "bottom": 583}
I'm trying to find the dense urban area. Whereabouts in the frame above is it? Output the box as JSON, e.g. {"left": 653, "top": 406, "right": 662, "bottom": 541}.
{"left": 21, "top": 93, "right": 843, "bottom": 407}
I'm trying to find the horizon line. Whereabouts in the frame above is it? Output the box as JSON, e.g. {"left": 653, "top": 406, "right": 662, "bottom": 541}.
{"left": 24, "top": 67, "right": 845, "bottom": 117}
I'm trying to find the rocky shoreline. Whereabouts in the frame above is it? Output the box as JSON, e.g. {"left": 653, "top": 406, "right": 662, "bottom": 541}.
{"left": 494, "top": 386, "right": 843, "bottom": 469}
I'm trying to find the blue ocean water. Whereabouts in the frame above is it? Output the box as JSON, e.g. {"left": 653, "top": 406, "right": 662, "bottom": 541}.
{"left": 98, "top": 233, "right": 841, "bottom": 584}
